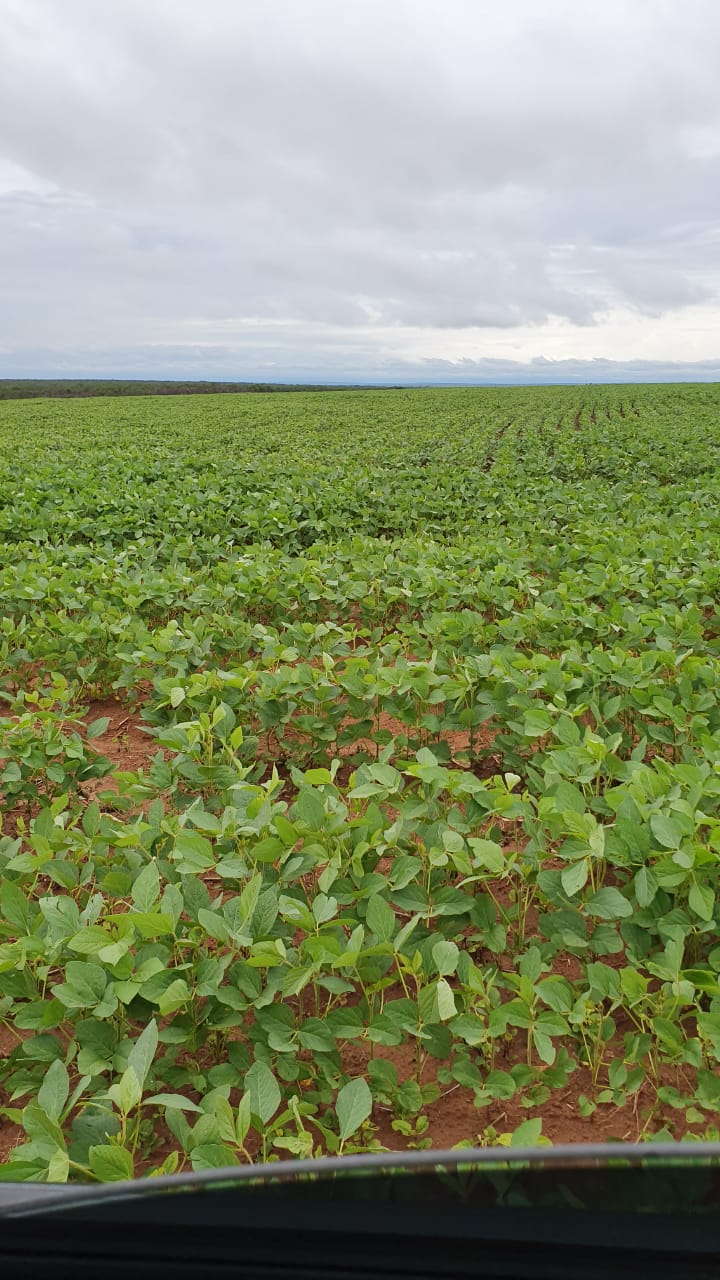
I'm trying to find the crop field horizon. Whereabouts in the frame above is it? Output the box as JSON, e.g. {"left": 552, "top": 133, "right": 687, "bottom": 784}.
{"left": 1, "top": 383, "right": 719, "bottom": 1181}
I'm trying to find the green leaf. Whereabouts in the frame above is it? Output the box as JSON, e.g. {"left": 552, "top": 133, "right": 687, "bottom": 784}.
{"left": 432, "top": 939, "right": 459, "bottom": 976}
{"left": 366, "top": 895, "right": 396, "bottom": 943}
{"left": 172, "top": 831, "right": 215, "bottom": 872}
{"left": 523, "top": 709, "right": 552, "bottom": 738}
{"left": 298, "top": 1019, "right": 336, "bottom": 1053}
{"left": 510, "top": 1117, "right": 544, "bottom": 1146}
{"left": 303, "top": 767, "right": 333, "bottom": 786}
{"left": 47, "top": 1148, "right": 70, "bottom": 1183}
{"left": 468, "top": 838, "right": 504, "bottom": 875}
{"left": 145, "top": 1093, "right": 204, "bottom": 1113}
{"left": 585, "top": 887, "right": 632, "bottom": 920}
{"left": 650, "top": 813, "right": 683, "bottom": 849}
{"left": 86, "top": 717, "right": 110, "bottom": 739}
{"left": 561, "top": 859, "right": 589, "bottom": 897}
{"left": 151, "top": 1151, "right": 180, "bottom": 1177}
{"left": 88, "top": 1144, "right": 134, "bottom": 1182}
{"left": 82, "top": 801, "right": 101, "bottom": 837}
{"left": 157, "top": 978, "right": 191, "bottom": 1015}
{"left": 252, "top": 888, "right": 279, "bottom": 937}
{"left": 187, "top": 807, "right": 223, "bottom": 834}
{"left": 532, "top": 1029, "right": 556, "bottom": 1066}
{"left": 131, "top": 862, "right": 160, "bottom": 913}
{"left": 238, "top": 871, "right": 262, "bottom": 925}
{"left": 112, "top": 1067, "right": 143, "bottom": 1115}
{"left": 68, "top": 925, "right": 120, "bottom": 957}
{"left": 22, "top": 1103, "right": 66, "bottom": 1152}
{"left": 634, "top": 866, "right": 658, "bottom": 909}
{"left": 129, "top": 912, "right": 175, "bottom": 939}
{"left": 689, "top": 881, "right": 715, "bottom": 923}
{"left": 52, "top": 961, "right": 110, "bottom": 1010}
{"left": 37, "top": 1059, "right": 69, "bottom": 1124}
{"left": 249, "top": 836, "right": 284, "bottom": 864}
{"left": 296, "top": 787, "right": 326, "bottom": 829}
{"left": 127, "top": 1019, "right": 158, "bottom": 1089}
{"left": 198, "top": 907, "right": 232, "bottom": 944}
{"left": 436, "top": 977, "right": 457, "bottom": 1021}
{"left": 368, "top": 763, "right": 401, "bottom": 790}
{"left": 274, "top": 816, "right": 298, "bottom": 846}
{"left": 0, "top": 879, "right": 33, "bottom": 931}
{"left": 312, "top": 893, "right": 338, "bottom": 925}
{"left": 336, "top": 1076, "right": 372, "bottom": 1143}
{"left": 0, "top": 1163, "right": 48, "bottom": 1182}
{"left": 244, "top": 1061, "right": 281, "bottom": 1124}
{"left": 235, "top": 1092, "right": 252, "bottom": 1146}
{"left": 191, "top": 1144, "right": 239, "bottom": 1171}
{"left": 449, "top": 1013, "right": 486, "bottom": 1047}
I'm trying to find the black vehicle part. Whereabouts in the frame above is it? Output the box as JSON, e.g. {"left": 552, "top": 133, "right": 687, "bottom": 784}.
{"left": 0, "top": 1143, "right": 719, "bottom": 1279}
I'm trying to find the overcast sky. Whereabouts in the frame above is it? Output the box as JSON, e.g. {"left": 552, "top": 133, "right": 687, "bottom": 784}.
{"left": 1, "top": 0, "right": 720, "bottom": 382}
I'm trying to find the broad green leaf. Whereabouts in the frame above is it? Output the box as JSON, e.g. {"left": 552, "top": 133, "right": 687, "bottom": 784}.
{"left": 89, "top": 1144, "right": 134, "bottom": 1182}
{"left": 510, "top": 1117, "right": 544, "bottom": 1146}
{"left": 172, "top": 831, "right": 215, "bottom": 872}
{"left": 561, "top": 859, "right": 589, "bottom": 897}
{"left": 191, "top": 1144, "right": 239, "bottom": 1171}
{"left": 238, "top": 871, "right": 262, "bottom": 924}
{"left": 468, "top": 838, "right": 504, "bottom": 875}
{"left": 22, "top": 1103, "right": 66, "bottom": 1152}
{"left": 634, "top": 866, "right": 658, "bottom": 909}
{"left": 112, "top": 1067, "right": 143, "bottom": 1115}
{"left": 82, "top": 801, "right": 101, "bottom": 837}
{"left": 151, "top": 1152, "right": 180, "bottom": 1177}
{"left": 312, "top": 893, "right": 338, "bottom": 925}
{"left": 130, "top": 912, "right": 175, "bottom": 938}
{"left": 127, "top": 1019, "right": 159, "bottom": 1089}
{"left": 0, "top": 1164, "right": 48, "bottom": 1182}
{"left": 689, "top": 881, "right": 715, "bottom": 923}
{"left": 436, "top": 978, "right": 457, "bottom": 1021}
{"left": 52, "top": 961, "right": 109, "bottom": 1009}
{"left": 650, "top": 813, "right": 683, "bottom": 850}
{"left": 131, "top": 862, "right": 160, "bottom": 913}
{"left": 249, "top": 836, "right": 284, "bottom": 864}
{"left": 585, "top": 887, "right": 632, "bottom": 920}
{"left": 532, "top": 1029, "right": 556, "bottom": 1066}
{"left": 0, "top": 879, "right": 33, "bottom": 930}
{"left": 432, "top": 939, "right": 459, "bottom": 976}
{"left": 68, "top": 926, "right": 121, "bottom": 957}
{"left": 198, "top": 907, "right": 232, "bottom": 943}
{"left": 37, "top": 1059, "right": 69, "bottom": 1124}
{"left": 235, "top": 1091, "right": 252, "bottom": 1146}
{"left": 336, "top": 1076, "right": 372, "bottom": 1142}
{"left": 47, "top": 1148, "right": 70, "bottom": 1183}
{"left": 244, "top": 1061, "right": 281, "bottom": 1124}
{"left": 86, "top": 717, "right": 110, "bottom": 739}
{"left": 157, "top": 978, "right": 191, "bottom": 1015}
{"left": 145, "top": 1093, "right": 204, "bottom": 1112}
{"left": 366, "top": 894, "right": 396, "bottom": 943}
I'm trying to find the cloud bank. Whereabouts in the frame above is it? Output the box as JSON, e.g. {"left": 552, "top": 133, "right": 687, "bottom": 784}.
{"left": 1, "top": 0, "right": 719, "bottom": 380}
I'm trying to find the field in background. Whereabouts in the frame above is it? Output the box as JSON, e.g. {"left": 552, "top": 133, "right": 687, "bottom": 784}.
{"left": 1, "top": 383, "right": 719, "bottom": 1181}
{"left": 0, "top": 379, "right": 382, "bottom": 400}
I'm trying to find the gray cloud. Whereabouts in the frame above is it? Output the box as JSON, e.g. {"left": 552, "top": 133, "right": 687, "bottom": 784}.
{"left": 1, "top": 0, "right": 719, "bottom": 375}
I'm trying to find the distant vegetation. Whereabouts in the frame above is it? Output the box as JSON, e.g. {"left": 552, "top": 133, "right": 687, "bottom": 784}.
{"left": 0, "top": 379, "right": 395, "bottom": 400}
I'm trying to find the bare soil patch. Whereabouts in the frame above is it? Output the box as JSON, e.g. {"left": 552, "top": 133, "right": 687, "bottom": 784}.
{"left": 82, "top": 698, "right": 158, "bottom": 777}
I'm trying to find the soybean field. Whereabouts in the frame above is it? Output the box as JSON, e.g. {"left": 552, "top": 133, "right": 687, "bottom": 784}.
{"left": 1, "top": 383, "right": 720, "bottom": 1182}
